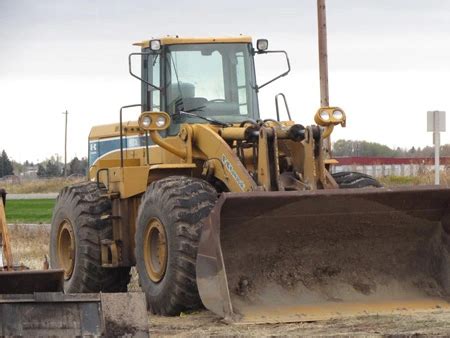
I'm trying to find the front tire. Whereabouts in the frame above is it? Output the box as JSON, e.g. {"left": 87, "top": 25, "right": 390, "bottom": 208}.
{"left": 135, "top": 176, "right": 217, "bottom": 315}
{"left": 50, "top": 182, "right": 130, "bottom": 292}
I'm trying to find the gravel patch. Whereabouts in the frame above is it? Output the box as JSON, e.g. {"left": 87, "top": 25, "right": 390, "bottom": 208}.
{"left": 7, "top": 193, "right": 58, "bottom": 200}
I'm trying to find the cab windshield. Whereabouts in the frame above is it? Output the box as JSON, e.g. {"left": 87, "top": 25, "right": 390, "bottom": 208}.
{"left": 163, "top": 43, "right": 259, "bottom": 127}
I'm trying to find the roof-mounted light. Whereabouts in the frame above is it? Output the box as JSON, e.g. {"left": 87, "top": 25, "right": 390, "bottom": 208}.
{"left": 150, "top": 39, "right": 161, "bottom": 51}
{"left": 256, "top": 39, "right": 269, "bottom": 52}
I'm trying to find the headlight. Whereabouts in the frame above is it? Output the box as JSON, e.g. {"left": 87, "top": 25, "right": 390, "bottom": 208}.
{"left": 332, "top": 110, "right": 343, "bottom": 120}
{"left": 150, "top": 39, "right": 161, "bottom": 51}
{"left": 314, "top": 106, "right": 346, "bottom": 128}
{"left": 139, "top": 111, "right": 171, "bottom": 131}
{"left": 155, "top": 115, "right": 167, "bottom": 128}
{"left": 141, "top": 116, "right": 152, "bottom": 128}
{"left": 319, "top": 110, "right": 330, "bottom": 121}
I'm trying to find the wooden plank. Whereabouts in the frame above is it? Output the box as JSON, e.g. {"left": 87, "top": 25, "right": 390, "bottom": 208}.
{"left": 0, "top": 199, "right": 13, "bottom": 268}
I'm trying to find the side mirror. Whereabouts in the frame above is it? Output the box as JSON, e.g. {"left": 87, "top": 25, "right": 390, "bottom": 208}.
{"left": 255, "top": 49, "right": 291, "bottom": 90}
{"left": 138, "top": 111, "right": 171, "bottom": 131}
{"left": 129, "top": 52, "right": 161, "bottom": 91}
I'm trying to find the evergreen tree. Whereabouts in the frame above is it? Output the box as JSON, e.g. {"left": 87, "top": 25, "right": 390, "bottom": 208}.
{"left": 68, "top": 157, "right": 88, "bottom": 176}
{"left": 45, "top": 159, "right": 62, "bottom": 177}
{"left": 36, "top": 158, "right": 62, "bottom": 177}
{"left": 37, "top": 163, "right": 47, "bottom": 177}
{"left": 333, "top": 140, "right": 398, "bottom": 157}
{"left": 0, "top": 150, "right": 14, "bottom": 177}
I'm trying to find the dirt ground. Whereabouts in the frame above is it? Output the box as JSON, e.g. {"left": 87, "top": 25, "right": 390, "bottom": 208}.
{"left": 149, "top": 309, "right": 450, "bottom": 336}
{"left": 10, "top": 223, "right": 450, "bottom": 336}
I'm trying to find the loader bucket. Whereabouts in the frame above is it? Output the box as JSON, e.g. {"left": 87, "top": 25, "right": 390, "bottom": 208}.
{"left": 197, "top": 185, "right": 450, "bottom": 323}
{"left": 0, "top": 292, "right": 149, "bottom": 336}
{"left": 0, "top": 269, "right": 64, "bottom": 294}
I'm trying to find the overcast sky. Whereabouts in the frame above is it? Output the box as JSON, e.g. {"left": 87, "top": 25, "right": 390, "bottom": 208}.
{"left": 1, "top": 0, "right": 450, "bottom": 162}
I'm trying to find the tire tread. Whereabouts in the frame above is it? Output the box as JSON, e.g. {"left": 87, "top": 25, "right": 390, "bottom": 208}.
{"left": 332, "top": 171, "right": 382, "bottom": 188}
{"left": 50, "top": 182, "right": 130, "bottom": 293}
{"left": 135, "top": 176, "right": 217, "bottom": 315}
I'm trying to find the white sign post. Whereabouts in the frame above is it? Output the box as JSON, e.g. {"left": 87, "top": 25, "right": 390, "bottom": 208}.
{"left": 427, "top": 111, "right": 446, "bottom": 185}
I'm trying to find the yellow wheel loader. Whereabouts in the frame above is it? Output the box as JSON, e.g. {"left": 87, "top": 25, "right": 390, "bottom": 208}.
{"left": 0, "top": 189, "right": 148, "bottom": 335}
{"left": 49, "top": 33, "right": 450, "bottom": 324}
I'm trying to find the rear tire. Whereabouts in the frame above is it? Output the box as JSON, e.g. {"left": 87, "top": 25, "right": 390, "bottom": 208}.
{"left": 50, "top": 182, "right": 130, "bottom": 293}
{"left": 135, "top": 176, "right": 217, "bottom": 315}
{"left": 332, "top": 171, "right": 382, "bottom": 188}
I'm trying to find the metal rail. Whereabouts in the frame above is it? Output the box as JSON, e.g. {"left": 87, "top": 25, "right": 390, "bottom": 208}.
{"left": 119, "top": 104, "right": 143, "bottom": 168}
{"left": 275, "top": 93, "right": 292, "bottom": 121}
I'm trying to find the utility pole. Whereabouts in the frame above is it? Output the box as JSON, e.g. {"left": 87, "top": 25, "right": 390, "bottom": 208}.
{"left": 317, "top": 0, "right": 331, "bottom": 153}
{"left": 62, "top": 110, "right": 68, "bottom": 177}
{"left": 317, "top": 0, "right": 329, "bottom": 108}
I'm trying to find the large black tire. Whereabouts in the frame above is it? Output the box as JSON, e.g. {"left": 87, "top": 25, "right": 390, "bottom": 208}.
{"left": 135, "top": 176, "right": 217, "bottom": 315}
{"left": 50, "top": 182, "right": 130, "bottom": 293}
{"left": 332, "top": 171, "right": 382, "bottom": 188}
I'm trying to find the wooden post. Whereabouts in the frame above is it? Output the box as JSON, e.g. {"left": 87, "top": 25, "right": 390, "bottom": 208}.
{"left": 0, "top": 196, "right": 13, "bottom": 269}
{"left": 317, "top": 0, "right": 329, "bottom": 108}
{"left": 63, "top": 110, "right": 68, "bottom": 177}
{"left": 317, "top": 0, "right": 331, "bottom": 153}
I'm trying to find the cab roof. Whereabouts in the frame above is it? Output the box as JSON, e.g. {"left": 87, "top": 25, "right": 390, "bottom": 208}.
{"left": 133, "top": 35, "right": 252, "bottom": 48}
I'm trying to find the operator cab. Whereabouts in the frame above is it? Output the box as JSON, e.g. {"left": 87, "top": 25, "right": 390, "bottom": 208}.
{"left": 133, "top": 37, "right": 266, "bottom": 133}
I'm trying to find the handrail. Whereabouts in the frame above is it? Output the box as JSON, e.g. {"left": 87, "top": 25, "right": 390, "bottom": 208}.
{"left": 275, "top": 93, "right": 292, "bottom": 121}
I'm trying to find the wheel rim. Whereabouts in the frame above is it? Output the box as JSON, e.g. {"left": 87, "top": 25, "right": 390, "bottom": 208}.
{"left": 144, "top": 218, "right": 168, "bottom": 283}
{"left": 57, "top": 220, "right": 75, "bottom": 280}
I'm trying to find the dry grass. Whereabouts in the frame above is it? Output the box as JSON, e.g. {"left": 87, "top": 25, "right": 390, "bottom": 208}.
{"left": 8, "top": 223, "right": 142, "bottom": 291}
{"left": 9, "top": 224, "right": 50, "bottom": 270}
{"left": 379, "top": 171, "right": 450, "bottom": 186}
{"left": 1, "top": 177, "right": 84, "bottom": 194}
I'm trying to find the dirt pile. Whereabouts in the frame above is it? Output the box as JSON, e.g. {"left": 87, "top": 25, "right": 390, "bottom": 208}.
{"left": 219, "top": 192, "right": 450, "bottom": 318}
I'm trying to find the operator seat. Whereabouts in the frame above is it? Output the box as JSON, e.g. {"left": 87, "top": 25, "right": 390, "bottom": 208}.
{"left": 167, "top": 82, "right": 207, "bottom": 113}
